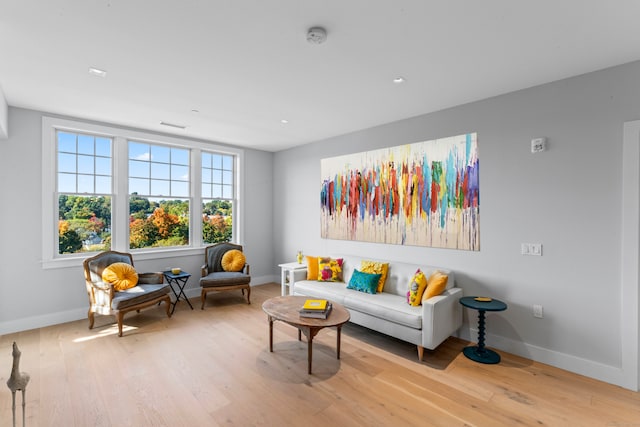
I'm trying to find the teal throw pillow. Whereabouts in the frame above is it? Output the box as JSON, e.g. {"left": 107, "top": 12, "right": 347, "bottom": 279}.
{"left": 347, "top": 269, "right": 382, "bottom": 294}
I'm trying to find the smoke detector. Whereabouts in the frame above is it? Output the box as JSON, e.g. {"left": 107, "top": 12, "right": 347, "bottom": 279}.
{"left": 306, "top": 27, "right": 327, "bottom": 44}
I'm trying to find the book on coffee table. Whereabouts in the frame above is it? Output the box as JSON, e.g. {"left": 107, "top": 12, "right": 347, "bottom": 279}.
{"left": 302, "top": 299, "right": 328, "bottom": 311}
{"left": 299, "top": 302, "right": 333, "bottom": 319}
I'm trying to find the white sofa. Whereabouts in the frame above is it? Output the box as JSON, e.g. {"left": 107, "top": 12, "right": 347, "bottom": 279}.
{"left": 290, "top": 254, "right": 463, "bottom": 360}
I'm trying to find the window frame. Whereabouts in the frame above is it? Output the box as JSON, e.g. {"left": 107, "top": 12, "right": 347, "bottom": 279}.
{"left": 201, "top": 151, "right": 237, "bottom": 245}
{"left": 42, "top": 116, "right": 244, "bottom": 269}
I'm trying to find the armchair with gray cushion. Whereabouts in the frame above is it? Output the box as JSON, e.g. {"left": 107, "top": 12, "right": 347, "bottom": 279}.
{"left": 200, "top": 242, "right": 251, "bottom": 309}
{"left": 83, "top": 250, "right": 172, "bottom": 337}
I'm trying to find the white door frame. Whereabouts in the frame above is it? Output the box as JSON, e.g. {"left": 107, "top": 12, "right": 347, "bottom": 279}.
{"left": 622, "top": 120, "right": 640, "bottom": 391}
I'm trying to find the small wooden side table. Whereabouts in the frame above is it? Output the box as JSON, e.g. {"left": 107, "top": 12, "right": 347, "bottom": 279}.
{"left": 459, "top": 296, "right": 507, "bottom": 364}
{"left": 163, "top": 271, "right": 193, "bottom": 314}
{"left": 278, "top": 262, "right": 307, "bottom": 296}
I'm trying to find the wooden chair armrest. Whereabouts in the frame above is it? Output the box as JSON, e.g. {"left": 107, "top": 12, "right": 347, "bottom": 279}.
{"left": 88, "top": 280, "right": 112, "bottom": 291}
{"left": 244, "top": 264, "right": 250, "bottom": 275}
{"left": 201, "top": 264, "right": 208, "bottom": 277}
{"left": 138, "top": 272, "right": 164, "bottom": 284}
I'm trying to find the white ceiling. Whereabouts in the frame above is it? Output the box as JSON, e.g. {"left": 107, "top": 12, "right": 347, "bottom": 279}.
{"left": 1, "top": 1, "right": 640, "bottom": 152}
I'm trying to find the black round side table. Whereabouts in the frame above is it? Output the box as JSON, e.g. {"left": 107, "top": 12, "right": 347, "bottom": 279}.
{"left": 459, "top": 296, "right": 507, "bottom": 364}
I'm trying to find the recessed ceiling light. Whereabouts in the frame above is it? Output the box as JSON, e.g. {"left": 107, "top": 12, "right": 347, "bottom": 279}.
{"left": 88, "top": 67, "right": 107, "bottom": 77}
{"left": 393, "top": 76, "right": 406, "bottom": 84}
{"left": 159, "top": 121, "right": 186, "bottom": 129}
{"left": 280, "top": 119, "right": 289, "bottom": 124}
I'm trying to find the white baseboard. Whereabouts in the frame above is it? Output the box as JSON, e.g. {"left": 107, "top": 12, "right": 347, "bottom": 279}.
{"left": 0, "top": 276, "right": 279, "bottom": 336}
{"left": 0, "top": 308, "right": 87, "bottom": 335}
{"left": 458, "top": 327, "right": 632, "bottom": 390}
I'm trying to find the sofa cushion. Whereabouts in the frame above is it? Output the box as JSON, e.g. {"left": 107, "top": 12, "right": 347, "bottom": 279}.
{"left": 422, "top": 271, "right": 449, "bottom": 301}
{"left": 407, "top": 269, "right": 428, "bottom": 306}
{"left": 293, "top": 280, "right": 351, "bottom": 305}
{"left": 318, "top": 257, "right": 344, "bottom": 282}
{"left": 360, "top": 260, "right": 389, "bottom": 292}
{"left": 306, "top": 256, "right": 319, "bottom": 280}
{"left": 221, "top": 249, "right": 246, "bottom": 272}
{"left": 102, "top": 262, "right": 138, "bottom": 291}
{"left": 112, "top": 283, "right": 169, "bottom": 310}
{"left": 344, "top": 292, "right": 423, "bottom": 329}
{"left": 346, "top": 269, "right": 381, "bottom": 294}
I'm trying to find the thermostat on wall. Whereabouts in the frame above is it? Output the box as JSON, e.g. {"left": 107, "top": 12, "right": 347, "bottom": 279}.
{"left": 531, "top": 137, "right": 546, "bottom": 153}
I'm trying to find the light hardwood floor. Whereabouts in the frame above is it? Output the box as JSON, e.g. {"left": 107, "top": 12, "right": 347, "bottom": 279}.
{"left": 1, "top": 283, "right": 638, "bottom": 426}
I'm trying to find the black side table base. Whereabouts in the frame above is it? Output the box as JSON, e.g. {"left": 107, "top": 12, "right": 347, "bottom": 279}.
{"left": 163, "top": 272, "right": 194, "bottom": 315}
{"left": 463, "top": 346, "right": 501, "bottom": 364}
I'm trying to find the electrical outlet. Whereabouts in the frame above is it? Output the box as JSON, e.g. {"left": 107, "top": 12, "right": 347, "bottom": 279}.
{"left": 521, "top": 243, "right": 543, "bottom": 256}
{"left": 530, "top": 243, "right": 542, "bottom": 256}
{"left": 533, "top": 304, "right": 544, "bottom": 318}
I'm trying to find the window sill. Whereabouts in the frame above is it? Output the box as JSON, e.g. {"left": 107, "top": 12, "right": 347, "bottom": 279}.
{"left": 42, "top": 246, "right": 205, "bottom": 270}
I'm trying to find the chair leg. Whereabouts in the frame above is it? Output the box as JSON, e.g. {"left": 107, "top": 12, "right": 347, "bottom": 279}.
{"left": 246, "top": 286, "right": 251, "bottom": 304}
{"left": 117, "top": 312, "right": 124, "bottom": 337}
{"left": 88, "top": 310, "right": 95, "bottom": 330}
{"left": 164, "top": 296, "right": 172, "bottom": 318}
{"left": 201, "top": 289, "right": 207, "bottom": 310}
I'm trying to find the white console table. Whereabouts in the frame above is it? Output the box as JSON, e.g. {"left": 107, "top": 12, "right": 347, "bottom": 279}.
{"left": 278, "top": 262, "right": 307, "bottom": 296}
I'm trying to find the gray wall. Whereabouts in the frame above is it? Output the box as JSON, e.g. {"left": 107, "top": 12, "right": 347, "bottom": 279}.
{"left": 0, "top": 107, "right": 274, "bottom": 332}
{"left": 273, "top": 60, "right": 640, "bottom": 389}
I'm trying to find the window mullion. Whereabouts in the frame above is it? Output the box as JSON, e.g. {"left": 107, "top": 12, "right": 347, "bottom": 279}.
{"left": 112, "top": 136, "right": 129, "bottom": 251}
{"left": 192, "top": 148, "right": 202, "bottom": 247}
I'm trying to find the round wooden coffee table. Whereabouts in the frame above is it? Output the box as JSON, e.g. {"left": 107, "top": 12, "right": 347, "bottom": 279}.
{"left": 262, "top": 295, "right": 350, "bottom": 374}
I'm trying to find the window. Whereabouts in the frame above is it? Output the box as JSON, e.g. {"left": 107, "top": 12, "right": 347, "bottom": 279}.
{"left": 56, "top": 131, "right": 112, "bottom": 255}
{"left": 42, "top": 117, "right": 244, "bottom": 268}
{"left": 128, "top": 141, "right": 190, "bottom": 249}
{"left": 201, "top": 152, "right": 235, "bottom": 244}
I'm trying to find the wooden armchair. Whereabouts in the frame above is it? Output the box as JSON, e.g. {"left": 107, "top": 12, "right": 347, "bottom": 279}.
{"left": 83, "top": 250, "right": 172, "bottom": 337}
{"left": 200, "top": 243, "right": 251, "bottom": 309}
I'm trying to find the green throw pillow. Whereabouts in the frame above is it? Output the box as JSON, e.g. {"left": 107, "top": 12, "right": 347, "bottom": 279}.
{"left": 347, "top": 269, "right": 382, "bottom": 294}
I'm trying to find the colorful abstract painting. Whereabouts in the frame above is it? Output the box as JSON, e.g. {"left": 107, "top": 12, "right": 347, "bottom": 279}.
{"left": 320, "top": 133, "right": 479, "bottom": 250}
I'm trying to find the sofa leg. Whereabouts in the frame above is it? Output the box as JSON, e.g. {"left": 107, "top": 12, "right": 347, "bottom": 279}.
{"left": 417, "top": 345, "right": 424, "bottom": 361}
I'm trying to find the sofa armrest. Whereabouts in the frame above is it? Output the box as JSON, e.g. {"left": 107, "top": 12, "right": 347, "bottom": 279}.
{"left": 421, "top": 287, "right": 463, "bottom": 350}
{"left": 290, "top": 268, "right": 308, "bottom": 294}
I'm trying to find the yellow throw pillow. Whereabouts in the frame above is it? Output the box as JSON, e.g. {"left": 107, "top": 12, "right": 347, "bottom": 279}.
{"left": 318, "top": 257, "right": 344, "bottom": 282}
{"left": 102, "top": 262, "right": 139, "bottom": 291}
{"left": 306, "top": 256, "right": 319, "bottom": 280}
{"left": 407, "top": 269, "right": 427, "bottom": 306}
{"left": 361, "top": 260, "right": 389, "bottom": 293}
{"left": 221, "top": 249, "right": 246, "bottom": 272}
{"left": 422, "top": 271, "right": 449, "bottom": 302}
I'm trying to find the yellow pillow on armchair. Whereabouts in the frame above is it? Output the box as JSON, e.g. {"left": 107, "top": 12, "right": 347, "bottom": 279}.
{"left": 221, "top": 249, "right": 246, "bottom": 272}
{"left": 102, "top": 262, "right": 139, "bottom": 291}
